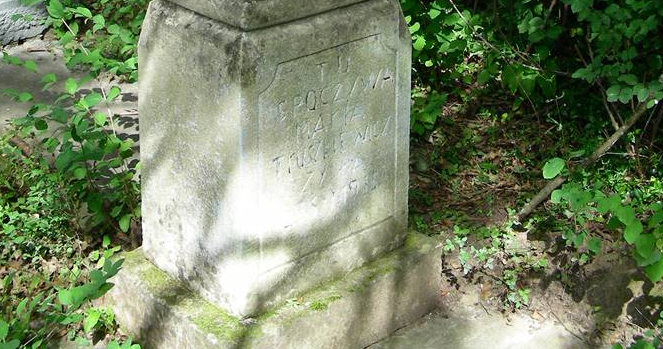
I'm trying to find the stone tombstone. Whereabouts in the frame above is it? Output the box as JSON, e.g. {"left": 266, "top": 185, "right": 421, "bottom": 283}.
{"left": 140, "top": 0, "right": 411, "bottom": 318}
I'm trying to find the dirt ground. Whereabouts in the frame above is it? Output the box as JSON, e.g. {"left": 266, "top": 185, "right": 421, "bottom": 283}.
{"left": 409, "top": 99, "right": 662, "bottom": 347}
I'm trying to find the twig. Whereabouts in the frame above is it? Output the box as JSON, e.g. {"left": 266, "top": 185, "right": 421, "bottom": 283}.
{"left": 516, "top": 96, "right": 658, "bottom": 222}
{"left": 8, "top": 136, "right": 31, "bottom": 157}
{"left": 649, "top": 104, "right": 663, "bottom": 149}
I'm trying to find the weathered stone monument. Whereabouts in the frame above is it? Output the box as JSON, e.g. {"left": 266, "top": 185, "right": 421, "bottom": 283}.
{"left": 105, "top": 0, "right": 442, "bottom": 347}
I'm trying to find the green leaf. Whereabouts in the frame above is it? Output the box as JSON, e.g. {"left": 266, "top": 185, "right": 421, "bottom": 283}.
{"left": 107, "top": 86, "right": 121, "bottom": 101}
{"left": 83, "top": 92, "right": 103, "bottom": 108}
{"left": 65, "top": 78, "right": 77, "bottom": 95}
{"left": 73, "top": 167, "right": 87, "bottom": 180}
{"left": 636, "top": 234, "right": 657, "bottom": 259}
{"left": 606, "top": 85, "right": 621, "bottom": 102}
{"left": 618, "top": 74, "right": 638, "bottom": 85}
{"left": 34, "top": 119, "right": 48, "bottom": 131}
{"left": 91, "top": 112, "right": 106, "bottom": 126}
{"left": 645, "top": 259, "right": 663, "bottom": 282}
{"left": 624, "top": 220, "right": 643, "bottom": 244}
{"left": 23, "top": 60, "right": 37, "bottom": 73}
{"left": 542, "top": 157, "right": 565, "bottom": 179}
{"left": 41, "top": 73, "right": 57, "bottom": 89}
{"left": 634, "top": 83, "right": 649, "bottom": 102}
{"left": 618, "top": 87, "right": 633, "bottom": 104}
{"left": 58, "top": 289, "right": 74, "bottom": 306}
{"left": 103, "top": 235, "right": 111, "bottom": 248}
{"left": 413, "top": 36, "right": 426, "bottom": 51}
{"left": 74, "top": 7, "right": 92, "bottom": 18}
{"left": 0, "top": 339, "right": 20, "bottom": 349}
{"left": 17, "top": 92, "right": 32, "bottom": 102}
{"left": 107, "top": 24, "right": 120, "bottom": 35}
{"left": 59, "top": 31, "right": 74, "bottom": 46}
{"left": 551, "top": 189, "right": 563, "bottom": 204}
{"left": 616, "top": 205, "right": 637, "bottom": 226}
{"left": 0, "top": 319, "right": 8, "bottom": 341}
{"left": 519, "top": 74, "right": 537, "bottom": 96}
{"left": 46, "top": 0, "right": 65, "bottom": 19}
{"left": 587, "top": 237, "right": 601, "bottom": 254}
{"left": 84, "top": 309, "right": 101, "bottom": 333}
{"left": 596, "top": 194, "right": 620, "bottom": 214}
{"left": 119, "top": 215, "right": 131, "bottom": 233}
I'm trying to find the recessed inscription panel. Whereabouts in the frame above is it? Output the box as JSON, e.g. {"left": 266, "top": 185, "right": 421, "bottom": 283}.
{"left": 258, "top": 35, "right": 397, "bottom": 252}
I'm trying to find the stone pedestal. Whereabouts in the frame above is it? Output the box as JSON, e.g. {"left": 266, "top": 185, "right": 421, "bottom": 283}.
{"left": 105, "top": 0, "right": 441, "bottom": 346}
{"left": 105, "top": 234, "right": 442, "bottom": 349}
{"left": 139, "top": 0, "right": 411, "bottom": 318}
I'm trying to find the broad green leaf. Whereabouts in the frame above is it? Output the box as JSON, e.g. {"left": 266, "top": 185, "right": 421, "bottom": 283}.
{"left": 649, "top": 209, "right": 663, "bottom": 229}
{"left": 428, "top": 9, "right": 441, "bottom": 19}
{"left": 542, "top": 157, "right": 565, "bottom": 179}
{"left": 596, "top": 194, "right": 620, "bottom": 214}
{"left": 618, "top": 74, "right": 637, "bottom": 85}
{"left": 409, "top": 22, "right": 420, "bottom": 34}
{"left": 55, "top": 148, "right": 75, "bottom": 171}
{"left": 634, "top": 83, "right": 649, "bottom": 102}
{"left": 119, "top": 215, "right": 131, "bottom": 233}
{"left": 107, "top": 24, "right": 120, "bottom": 35}
{"left": 606, "top": 85, "right": 621, "bottom": 102}
{"left": 645, "top": 259, "right": 663, "bottom": 282}
{"left": 616, "top": 205, "right": 637, "bottom": 226}
{"left": 413, "top": 36, "right": 426, "bottom": 51}
{"left": 17, "top": 92, "right": 32, "bottom": 102}
{"left": 93, "top": 112, "right": 107, "bottom": 126}
{"left": 74, "top": 7, "right": 92, "bottom": 18}
{"left": 34, "top": 119, "right": 48, "bottom": 131}
{"left": 84, "top": 309, "right": 101, "bottom": 333}
{"left": 65, "top": 78, "right": 77, "bottom": 95}
{"left": 103, "top": 235, "right": 111, "bottom": 248}
{"left": 107, "top": 86, "right": 121, "bottom": 101}
{"left": 0, "top": 339, "right": 20, "bottom": 349}
{"left": 636, "top": 234, "right": 657, "bottom": 259}
{"left": 46, "top": 0, "right": 65, "bottom": 18}
{"left": 618, "top": 87, "right": 633, "bottom": 104}
{"left": 0, "top": 319, "right": 8, "bottom": 341}
{"left": 73, "top": 167, "right": 87, "bottom": 180}
{"left": 519, "top": 74, "right": 537, "bottom": 96}
{"left": 624, "top": 220, "right": 643, "bottom": 244}
{"left": 23, "top": 60, "right": 37, "bottom": 73}
{"left": 58, "top": 289, "right": 74, "bottom": 306}
{"left": 587, "top": 237, "right": 601, "bottom": 254}
{"left": 83, "top": 92, "right": 103, "bottom": 108}
{"left": 41, "top": 73, "right": 57, "bottom": 89}
{"left": 550, "top": 189, "right": 563, "bottom": 204}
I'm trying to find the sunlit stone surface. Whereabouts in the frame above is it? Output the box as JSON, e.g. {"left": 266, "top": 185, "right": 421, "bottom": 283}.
{"left": 139, "top": 0, "right": 411, "bottom": 317}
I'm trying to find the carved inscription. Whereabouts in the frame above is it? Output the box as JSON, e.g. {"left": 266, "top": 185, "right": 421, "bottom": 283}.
{"left": 258, "top": 36, "right": 396, "bottom": 232}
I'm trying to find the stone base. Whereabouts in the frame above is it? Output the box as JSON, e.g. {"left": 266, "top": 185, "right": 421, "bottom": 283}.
{"left": 102, "top": 233, "right": 441, "bottom": 348}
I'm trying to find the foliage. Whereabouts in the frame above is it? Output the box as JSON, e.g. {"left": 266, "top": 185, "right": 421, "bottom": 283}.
{"left": 18, "top": 0, "right": 148, "bottom": 81}
{"left": 0, "top": 138, "right": 128, "bottom": 347}
{"left": 548, "top": 165, "right": 663, "bottom": 282}
{"left": 2, "top": 52, "right": 140, "bottom": 242}
{"left": 401, "top": 0, "right": 663, "bottom": 137}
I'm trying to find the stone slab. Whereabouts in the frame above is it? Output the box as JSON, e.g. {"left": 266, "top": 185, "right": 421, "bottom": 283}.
{"left": 102, "top": 233, "right": 442, "bottom": 348}
{"left": 0, "top": 0, "right": 47, "bottom": 45}
{"left": 166, "top": 0, "right": 364, "bottom": 30}
{"left": 371, "top": 308, "right": 586, "bottom": 349}
{"left": 140, "top": 0, "right": 410, "bottom": 317}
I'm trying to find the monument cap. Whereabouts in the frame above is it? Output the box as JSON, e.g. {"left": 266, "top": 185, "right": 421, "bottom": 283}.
{"left": 167, "top": 0, "right": 366, "bottom": 30}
